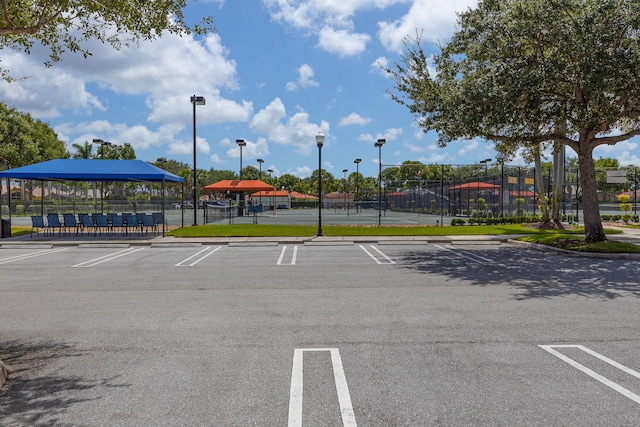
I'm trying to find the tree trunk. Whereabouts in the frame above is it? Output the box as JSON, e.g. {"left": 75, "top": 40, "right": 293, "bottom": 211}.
{"left": 578, "top": 145, "right": 606, "bottom": 242}
{"left": 534, "top": 151, "right": 549, "bottom": 222}
{"left": 551, "top": 143, "right": 564, "bottom": 223}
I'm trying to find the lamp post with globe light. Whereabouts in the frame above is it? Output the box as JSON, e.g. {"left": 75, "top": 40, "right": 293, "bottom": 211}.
{"left": 316, "top": 132, "right": 325, "bottom": 236}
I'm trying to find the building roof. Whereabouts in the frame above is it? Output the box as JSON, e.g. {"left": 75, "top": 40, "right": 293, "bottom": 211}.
{"left": 204, "top": 179, "right": 275, "bottom": 192}
{"left": 251, "top": 190, "right": 289, "bottom": 197}
{"left": 290, "top": 191, "right": 318, "bottom": 200}
{"left": 450, "top": 182, "right": 501, "bottom": 190}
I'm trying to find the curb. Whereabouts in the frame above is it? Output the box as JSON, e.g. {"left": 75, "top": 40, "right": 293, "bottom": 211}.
{"left": 509, "top": 239, "right": 640, "bottom": 260}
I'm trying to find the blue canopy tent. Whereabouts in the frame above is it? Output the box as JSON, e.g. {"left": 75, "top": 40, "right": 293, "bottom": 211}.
{"left": 0, "top": 159, "right": 185, "bottom": 236}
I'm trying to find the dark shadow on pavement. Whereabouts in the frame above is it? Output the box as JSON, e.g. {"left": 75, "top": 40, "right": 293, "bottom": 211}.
{"left": 395, "top": 246, "right": 640, "bottom": 301}
{"left": 0, "top": 340, "right": 129, "bottom": 426}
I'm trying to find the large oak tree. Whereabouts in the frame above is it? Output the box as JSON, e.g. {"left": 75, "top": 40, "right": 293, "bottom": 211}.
{"left": 388, "top": 0, "right": 640, "bottom": 242}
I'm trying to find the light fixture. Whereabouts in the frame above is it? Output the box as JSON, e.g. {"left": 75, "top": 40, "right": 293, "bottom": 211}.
{"left": 190, "top": 95, "right": 206, "bottom": 226}
{"left": 236, "top": 139, "right": 247, "bottom": 179}
{"left": 354, "top": 158, "right": 361, "bottom": 213}
{"left": 374, "top": 139, "right": 386, "bottom": 226}
{"left": 316, "top": 132, "right": 325, "bottom": 236}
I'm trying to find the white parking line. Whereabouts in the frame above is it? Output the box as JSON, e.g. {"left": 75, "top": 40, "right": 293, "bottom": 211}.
{"left": 0, "top": 248, "right": 69, "bottom": 265}
{"left": 277, "top": 245, "right": 298, "bottom": 265}
{"left": 359, "top": 245, "right": 395, "bottom": 264}
{"left": 540, "top": 344, "right": 640, "bottom": 405}
{"left": 72, "top": 247, "right": 145, "bottom": 268}
{"left": 288, "top": 348, "right": 357, "bottom": 427}
{"left": 434, "top": 244, "right": 496, "bottom": 264}
{"left": 175, "top": 246, "right": 221, "bottom": 267}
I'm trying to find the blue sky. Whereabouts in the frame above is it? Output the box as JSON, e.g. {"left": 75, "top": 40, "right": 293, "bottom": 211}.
{"left": 2, "top": 0, "right": 639, "bottom": 180}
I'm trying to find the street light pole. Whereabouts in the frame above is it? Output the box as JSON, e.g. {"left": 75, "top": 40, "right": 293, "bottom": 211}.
{"left": 354, "top": 158, "right": 361, "bottom": 213}
{"left": 343, "top": 169, "right": 348, "bottom": 216}
{"left": 92, "top": 138, "right": 112, "bottom": 213}
{"left": 375, "top": 139, "right": 386, "bottom": 226}
{"left": 236, "top": 139, "right": 246, "bottom": 179}
{"left": 267, "top": 168, "right": 274, "bottom": 216}
{"left": 257, "top": 158, "right": 264, "bottom": 209}
{"left": 190, "top": 95, "right": 206, "bottom": 226}
{"left": 480, "top": 158, "right": 492, "bottom": 177}
{"left": 316, "top": 132, "right": 325, "bottom": 236}
{"left": 236, "top": 139, "right": 247, "bottom": 216}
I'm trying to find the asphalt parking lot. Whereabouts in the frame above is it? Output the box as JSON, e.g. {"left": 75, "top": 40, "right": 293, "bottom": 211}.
{"left": 1, "top": 241, "right": 640, "bottom": 426}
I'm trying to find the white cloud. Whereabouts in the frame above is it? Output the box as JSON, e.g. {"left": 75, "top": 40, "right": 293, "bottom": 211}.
{"left": 0, "top": 53, "right": 104, "bottom": 119}
{"left": 284, "top": 165, "right": 313, "bottom": 178}
{"left": 339, "top": 113, "right": 371, "bottom": 127}
{"left": 263, "top": 0, "right": 410, "bottom": 30}
{"left": 147, "top": 93, "right": 253, "bottom": 124}
{"left": 225, "top": 138, "right": 270, "bottom": 159}
{"left": 286, "top": 64, "right": 319, "bottom": 91}
{"left": 210, "top": 153, "right": 222, "bottom": 164}
{"left": 403, "top": 141, "right": 424, "bottom": 153}
{"left": 594, "top": 140, "right": 640, "bottom": 166}
{"left": 378, "top": 0, "right": 478, "bottom": 52}
{"left": 250, "top": 98, "right": 330, "bottom": 155}
{"left": 358, "top": 127, "right": 403, "bottom": 142}
{"left": 456, "top": 139, "right": 480, "bottom": 157}
{"left": 0, "top": 30, "right": 245, "bottom": 124}
{"left": 371, "top": 56, "right": 390, "bottom": 78}
{"left": 318, "top": 27, "right": 370, "bottom": 57}
{"left": 168, "top": 136, "right": 210, "bottom": 156}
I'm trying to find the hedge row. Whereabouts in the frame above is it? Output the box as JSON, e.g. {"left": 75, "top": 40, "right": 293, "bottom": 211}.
{"left": 452, "top": 214, "right": 640, "bottom": 226}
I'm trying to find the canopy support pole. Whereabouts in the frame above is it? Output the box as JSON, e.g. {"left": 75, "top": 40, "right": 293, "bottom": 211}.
{"left": 162, "top": 180, "right": 166, "bottom": 237}
{"left": 181, "top": 182, "right": 185, "bottom": 228}
{"left": 41, "top": 180, "right": 44, "bottom": 216}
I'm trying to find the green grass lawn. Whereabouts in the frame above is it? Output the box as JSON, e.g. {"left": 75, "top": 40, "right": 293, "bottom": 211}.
{"left": 167, "top": 223, "right": 594, "bottom": 238}
{"left": 166, "top": 224, "right": 639, "bottom": 253}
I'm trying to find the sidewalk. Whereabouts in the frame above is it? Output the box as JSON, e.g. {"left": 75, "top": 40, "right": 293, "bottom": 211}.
{"left": 0, "top": 232, "right": 519, "bottom": 247}
{"left": 2, "top": 224, "right": 640, "bottom": 250}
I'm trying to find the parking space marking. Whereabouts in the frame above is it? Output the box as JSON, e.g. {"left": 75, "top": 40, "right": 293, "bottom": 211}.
{"left": 175, "top": 246, "right": 222, "bottom": 267}
{"left": 359, "top": 245, "right": 395, "bottom": 264}
{"left": 277, "top": 245, "right": 298, "bottom": 265}
{"left": 540, "top": 344, "right": 640, "bottom": 405}
{"left": 0, "top": 248, "right": 69, "bottom": 265}
{"left": 288, "top": 348, "right": 357, "bottom": 427}
{"left": 72, "top": 247, "right": 145, "bottom": 268}
{"left": 434, "top": 244, "right": 496, "bottom": 264}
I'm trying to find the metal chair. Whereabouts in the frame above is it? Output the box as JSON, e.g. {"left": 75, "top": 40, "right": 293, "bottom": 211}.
{"left": 152, "top": 212, "right": 163, "bottom": 227}
{"left": 110, "top": 214, "right": 124, "bottom": 234}
{"left": 93, "top": 214, "right": 109, "bottom": 235}
{"left": 31, "top": 215, "right": 45, "bottom": 237}
{"left": 125, "top": 213, "right": 141, "bottom": 235}
{"left": 62, "top": 213, "right": 79, "bottom": 236}
{"left": 46, "top": 213, "right": 63, "bottom": 236}
{"left": 78, "top": 213, "right": 96, "bottom": 236}
{"left": 142, "top": 214, "right": 157, "bottom": 235}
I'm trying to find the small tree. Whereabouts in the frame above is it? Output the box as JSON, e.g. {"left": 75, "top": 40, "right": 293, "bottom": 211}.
{"left": 477, "top": 197, "right": 488, "bottom": 216}
{"left": 618, "top": 194, "right": 632, "bottom": 223}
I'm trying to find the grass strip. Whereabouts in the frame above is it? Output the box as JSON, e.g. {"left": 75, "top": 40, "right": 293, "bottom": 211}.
{"left": 168, "top": 224, "right": 591, "bottom": 238}
{"left": 516, "top": 233, "right": 640, "bottom": 253}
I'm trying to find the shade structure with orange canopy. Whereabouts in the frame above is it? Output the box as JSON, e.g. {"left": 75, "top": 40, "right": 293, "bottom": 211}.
{"left": 204, "top": 179, "right": 275, "bottom": 193}
{"left": 204, "top": 180, "right": 275, "bottom": 217}
{"left": 449, "top": 181, "right": 501, "bottom": 216}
